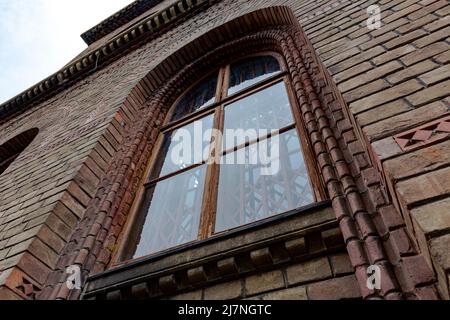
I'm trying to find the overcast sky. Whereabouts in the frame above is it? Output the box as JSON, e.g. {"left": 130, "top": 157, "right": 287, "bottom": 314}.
{"left": 0, "top": 0, "right": 133, "bottom": 103}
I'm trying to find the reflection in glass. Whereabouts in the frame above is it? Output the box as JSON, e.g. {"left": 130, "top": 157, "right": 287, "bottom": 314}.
{"left": 170, "top": 72, "right": 218, "bottom": 122}
{"left": 133, "top": 165, "right": 207, "bottom": 258}
{"left": 151, "top": 114, "right": 214, "bottom": 180}
{"left": 228, "top": 56, "right": 281, "bottom": 95}
{"left": 223, "top": 82, "right": 294, "bottom": 149}
{"left": 216, "top": 129, "right": 314, "bottom": 232}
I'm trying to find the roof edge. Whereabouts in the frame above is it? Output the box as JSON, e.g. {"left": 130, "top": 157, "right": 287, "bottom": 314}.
{"left": 81, "top": 0, "right": 164, "bottom": 45}
{"left": 0, "top": 0, "right": 212, "bottom": 122}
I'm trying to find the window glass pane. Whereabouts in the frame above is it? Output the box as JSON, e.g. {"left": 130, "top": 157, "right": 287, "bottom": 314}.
{"left": 133, "top": 165, "right": 207, "bottom": 258}
{"left": 228, "top": 56, "right": 281, "bottom": 95}
{"left": 223, "top": 82, "right": 294, "bottom": 149}
{"left": 170, "top": 72, "right": 218, "bottom": 122}
{"left": 215, "top": 129, "right": 314, "bottom": 233}
{"left": 151, "top": 114, "right": 214, "bottom": 180}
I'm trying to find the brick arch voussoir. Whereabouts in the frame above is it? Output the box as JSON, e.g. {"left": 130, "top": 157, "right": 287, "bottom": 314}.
{"left": 92, "top": 28, "right": 296, "bottom": 273}
{"left": 39, "top": 7, "right": 438, "bottom": 301}
{"left": 282, "top": 30, "right": 439, "bottom": 300}
{"left": 38, "top": 24, "right": 298, "bottom": 302}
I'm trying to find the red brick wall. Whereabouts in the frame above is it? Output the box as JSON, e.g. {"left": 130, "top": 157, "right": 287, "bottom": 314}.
{"left": 0, "top": 0, "right": 449, "bottom": 299}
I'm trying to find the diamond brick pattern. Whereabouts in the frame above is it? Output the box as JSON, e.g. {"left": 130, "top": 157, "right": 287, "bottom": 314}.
{"left": 394, "top": 115, "right": 450, "bottom": 151}
{"left": 0, "top": 0, "right": 445, "bottom": 301}
{"left": 411, "top": 129, "right": 433, "bottom": 142}
{"left": 436, "top": 121, "right": 450, "bottom": 133}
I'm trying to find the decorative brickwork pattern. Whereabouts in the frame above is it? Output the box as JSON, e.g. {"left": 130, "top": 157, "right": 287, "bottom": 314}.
{"left": 40, "top": 8, "right": 437, "bottom": 300}
{"left": 394, "top": 115, "right": 450, "bottom": 151}
{"left": 82, "top": 205, "right": 348, "bottom": 300}
{"left": 0, "top": 0, "right": 214, "bottom": 122}
{"left": 1, "top": 0, "right": 449, "bottom": 300}
{"left": 81, "top": 0, "right": 162, "bottom": 45}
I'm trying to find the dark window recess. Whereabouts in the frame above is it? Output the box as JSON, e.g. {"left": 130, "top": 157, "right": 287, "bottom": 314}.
{"left": 0, "top": 128, "right": 39, "bottom": 175}
{"left": 228, "top": 55, "right": 281, "bottom": 95}
{"left": 170, "top": 72, "right": 219, "bottom": 122}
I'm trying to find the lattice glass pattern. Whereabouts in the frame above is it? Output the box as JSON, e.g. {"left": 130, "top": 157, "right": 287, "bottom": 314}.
{"left": 170, "top": 72, "right": 218, "bottom": 122}
{"left": 223, "top": 81, "right": 294, "bottom": 149}
{"left": 215, "top": 129, "right": 314, "bottom": 232}
{"left": 228, "top": 55, "right": 281, "bottom": 95}
{"left": 150, "top": 114, "right": 214, "bottom": 180}
{"left": 133, "top": 165, "right": 207, "bottom": 258}
{"left": 130, "top": 55, "right": 317, "bottom": 257}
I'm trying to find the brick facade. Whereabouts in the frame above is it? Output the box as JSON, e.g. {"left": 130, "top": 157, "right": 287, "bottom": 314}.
{"left": 0, "top": 0, "right": 449, "bottom": 300}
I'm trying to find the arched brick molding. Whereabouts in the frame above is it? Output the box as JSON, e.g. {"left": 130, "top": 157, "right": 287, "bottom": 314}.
{"left": 38, "top": 6, "right": 438, "bottom": 300}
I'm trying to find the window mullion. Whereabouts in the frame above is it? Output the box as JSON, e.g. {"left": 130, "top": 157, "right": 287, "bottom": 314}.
{"left": 198, "top": 66, "right": 228, "bottom": 240}
{"left": 216, "top": 66, "right": 227, "bottom": 102}
{"left": 198, "top": 106, "right": 223, "bottom": 239}
{"left": 221, "top": 65, "right": 230, "bottom": 99}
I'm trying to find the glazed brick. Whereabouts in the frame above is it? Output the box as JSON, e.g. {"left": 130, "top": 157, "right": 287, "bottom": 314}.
{"left": 286, "top": 257, "right": 332, "bottom": 285}
{"left": 372, "top": 45, "right": 416, "bottom": 66}
{"left": 399, "top": 14, "right": 438, "bottom": 34}
{"left": 204, "top": 280, "right": 242, "bottom": 300}
{"left": 384, "top": 29, "right": 427, "bottom": 49}
{"left": 306, "top": 275, "right": 361, "bottom": 300}
{"left": 408, "top": 0, "right": 448, "bottom": 20}
{"left": 430, "top": 234, "right": 450, "bottom": 298}
{"left": 330, "top": 253, "right": 354, "bottom": 276}
{"left": 329, "top": 46, "right": 385, "bottom": 74}
{"left": 350, "top": 79, "right": 423, "bottom": 114}
{"left": 401, "top": 41, "right": 450, "bottom": 66}
{"left": 245, "top": 270, "right": 285, "bottom": 296}
{"left": 386, "top": 59, "right": 438, "bottom": 84}
{"left": 252, "top": 286, "right": 307, "bottom": 300}
{"left": 412, "top": 198, "right": 450, "bottom": 238}
{"left": 0, "top": 0, "right": 445, "bottom": 301}
{"left": 343, "top": 80, "right": 390, "bottom": 103}
{"left": 419, "top": 65, "right": 450, "bottom": 85}
{"left": 339, "top": 61, "right": 402, "bottom": 93}
{"left": 384, "top": 140, "right": 450, "bottom": 180}
{"left": 356, "top": 99, "right": 412, "bottom": 126}
{"left": 413, "top": 26, "right": 450, "bottom": 48}
{"left": 362, "top": 100, "right": 448, "bottom": 141}
{"left": 397, "top": 166, "right": 450, "bottom": 206}
{"left": 407, "top": 79, "right": 450, "bottom": 105}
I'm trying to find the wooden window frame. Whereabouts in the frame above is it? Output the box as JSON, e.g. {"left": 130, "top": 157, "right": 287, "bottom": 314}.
{"left": 115, "top": 52, "right": 326, "bottom": 263}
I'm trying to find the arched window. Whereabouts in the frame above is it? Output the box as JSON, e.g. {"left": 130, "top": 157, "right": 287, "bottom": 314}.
{"left": 0, "top": 128, "right": 39, "bottom": 176}
{"left": 124, "top": 55, "right": 324, "bottom": 259}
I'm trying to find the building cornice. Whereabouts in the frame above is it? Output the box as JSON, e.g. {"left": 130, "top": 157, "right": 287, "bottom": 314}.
{"left": 80, "top": 0, "right": 163, "bottom": 45}
{"left": 0, "top": 0, "right": 212, "bottom": 122}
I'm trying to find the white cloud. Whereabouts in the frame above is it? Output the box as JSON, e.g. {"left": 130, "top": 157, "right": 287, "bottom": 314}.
{"left": 0, "top": 0, "right": 133, "bottom": 103}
